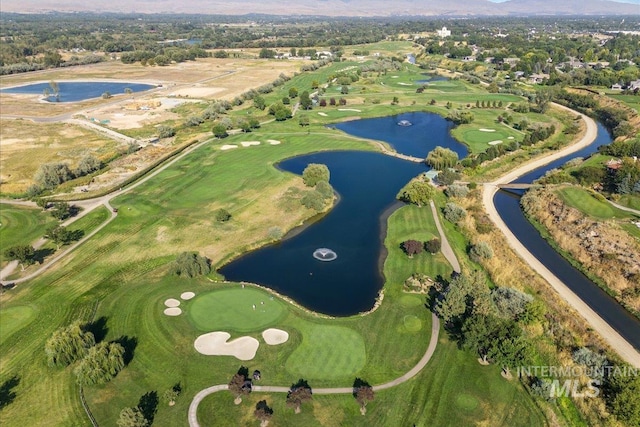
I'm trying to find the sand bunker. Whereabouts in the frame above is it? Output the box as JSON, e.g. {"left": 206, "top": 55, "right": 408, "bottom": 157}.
{"left": 488, "top": 140, "right": 503, "bottom": 145}
{"left": 479, "top": 128, "right": 496, "bottom": 132}
{"left": 391, "top": 76, "right": 399, "bottom": 78}
{"left": 181, "top": 292, "right": 195, "bottom": 300}
{"left": 194, "top": 332, "right": 259, "bottom": 361}
{"left": 164, "top": 307, "right": 182, "bottom": 316}
{"left": 268, "top": 140, "right": 281, "bottom": 145}
{"left": 241, "top": 141, "right": 261, "bottom": 147}
{"left": 397, "top": 82, "right": 413, "bottom": 86}
{"left": 165, "top": 298, "right": 181, "bottom": 307}
{"left": 220, "top": 145, "right": 238, "bottom": 150}
{"left": 318, "top": 112, "right": 328, "bottom": 117}
{"left": 338, "top": 108, "right": 362, "bottom": 112}
{"left": 508, "top": 136, "right": 515, "bottom": 140}
{"left": 262, "top": 328, "right": 289, "bottom": 345}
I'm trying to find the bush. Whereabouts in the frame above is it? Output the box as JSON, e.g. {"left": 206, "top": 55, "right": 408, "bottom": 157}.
{"left": 74, "top": 341, "right": 125, "bottom": 385}
{"left": 445, "top": 184, "right": 469, "bottom": 198}
{"left": 34, "top": 162, "right": 73, "bottom": 189}
{"left": 491, "top": 287, "right": 533, "bottom": 321}
{"left": 75, "top": 154, "right": 101, "bottom": 176}
{"left": 215, "top": 208, "right": 231, "bottom": 222}
{"left": 315, "top": 181, "right": 334, "bottom": 199}
{"left": 437, "top": 169, "right": 461, "bottom": 185}
{"left": 172, "top": 252, "right": 211, "bottom": 277}
{"left": 302, "top": 164, "right": 330, "bottom": 187}
{"left": 470, "top": 241, "right": 493, "bottom": 262}
{"left": 300, "top": 190, "right": 326, "bottom": 211}
{"left": 397, "top": 179, "right": 436, "bottom": 207}
{"left": 158, "top": 126, "right": 176, "bottom": 138}
{"left": 425, "top": 238, "right": 441, "bottom": 254}
{"left": 443, "top": 202, "right": 467, "bottom": 223}
{"left": 45, "top": 321, "right": 95, "bottom": 367}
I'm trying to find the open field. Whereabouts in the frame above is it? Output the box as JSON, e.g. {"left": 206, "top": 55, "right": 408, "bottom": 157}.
{"left": 557, "top": 187, "right": 637, "bottom": 220}
{"left": 0, "top": 203, "right": 56, "bottom": 264}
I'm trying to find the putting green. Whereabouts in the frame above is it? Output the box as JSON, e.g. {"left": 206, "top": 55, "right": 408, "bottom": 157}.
{"left": 286, "top": 325, "right": 366, "bottom": 380}
{"left": 0, "top": 305, "right": 36, "bottom": 345}
{"left": 188, "top": 288, "right": 285, "bottom": 333}
{"left": 403, "top": 315, "right": 423, "bottom": 332}
{"left": 462, "top": 128, "right": 510, "bottom": 146}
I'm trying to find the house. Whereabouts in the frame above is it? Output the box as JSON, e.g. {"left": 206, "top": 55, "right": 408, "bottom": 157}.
{"left": 629, "top": 80, "right": 640, "bottom": 90}
{"left": 316, "top": 51, "right": 333, "bottom": 59}
{"left": 529, "top": 74, "right": 547, "bottom": 84}
{"left": 611, "top": 83, "right": 623, "bottom": 90}
{"left": 462, "top": 56, "right": 476, "bottom": 62}
{"left": 503, "top": 58, "right": 520, "bottom": 67}
{"left": 437, "top": 27, "right": 451, "bottom": 38}
{"left": 605, "top": 158, "right": 623, "bottom": 171}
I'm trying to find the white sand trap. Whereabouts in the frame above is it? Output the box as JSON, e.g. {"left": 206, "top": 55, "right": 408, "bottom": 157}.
{"left": 479, "top": 128, "right": 496, "bottom": 132}
{"left": 391, "top": 76, "right": 399, "bottom": 78}
{"left": 317, "top": 112, "right": 328, "bottom": 117}
{"left": 241, "top": 141, "right": 261, "bottom": 147}
{"left": 508, "top": 136, "right": 515, "bottom": 140}
{"left": 262, "top": 328, "right": 289, "bottom": 345}
{"left": 267, "top": 140, "right": 281, "bottom": 145}
{"left": 194, "top": 332, "right": 259, "bottom": 361}
{"left": 165, "top": 298, "right": 181, "bottom": 307}
{"left": 488, "top": 140, "right": 503, "bottom": 145}
{"left": 221, "top": 144, "right": 238, "bottom": 150}
{"left": 398, "top": 82, "right": 413, "bottom": 86}
{"left": 181, "top": 292, "right": 195, "bottom": 300}
{"left": 338, "top": 108, "right": 362, "bottom": 112}
{"left": 164, "top": 307, "right": 182, "bottom": 316}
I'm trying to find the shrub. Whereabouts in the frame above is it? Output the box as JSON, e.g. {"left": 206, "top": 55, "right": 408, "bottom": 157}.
{"left": 34, "top": 162, "right": 73, "bottom": 189}
{"left": 437, "top": 169, "right": 461, "bottom": 185}
{"left": 491, "top": 287, "right": 533, "bottom": 321}
{"left": 302, "top": 164, "right": 330, "bottom": 187}
{"left": 397, "top": 179, "right": 435, "bottom": 207}
{"left": 215, "top": 208, "right": 231, "bottom": 222}
{"left": 158, "top": 125, "right": 176, "bottom": 138}
{"left": 445, "top": 184, "right": 469, "bottom": 198}
{"left": 45, "top": 321, "right": 95, "bottom": 367}
{"left": 315, "top": 181, "right": 334, "bottom": 199}
{"left": 443, "top": 202, "right": 467, "bottom": 223}
{"left": 470, "top": 241, "right": 493, "bottom": 262}
{"left": 172, "top": 252, "right": 211, "bottom": 277}
{"left": 425, "top": 238, "right": 441, "bottom": 254}
{"left": 300, "top": 190, "right": 326, "bottom": 211}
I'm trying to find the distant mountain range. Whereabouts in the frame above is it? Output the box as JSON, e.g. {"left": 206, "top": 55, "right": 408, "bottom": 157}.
{"left": 2, "top": 0, "right": 639, "bottom": 16}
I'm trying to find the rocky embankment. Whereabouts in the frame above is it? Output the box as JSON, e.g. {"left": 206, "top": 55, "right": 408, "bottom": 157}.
{"left": 521, "top": 186, "right": 640, "bottom": 315}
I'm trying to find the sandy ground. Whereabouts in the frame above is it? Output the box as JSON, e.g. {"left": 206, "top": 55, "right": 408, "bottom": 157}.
{"left": 165, "top": 298, "right": 181, "bottom": 307}
{"left": 241, "top": 141, "right": 261, "bottom": 147}
{"left": 479, "top": 128, "right": 496, "bottom": 132}
{"left": 164, "top": 307, "right": 182, "bottom": 316}
{"left": 262, "top": 328, "right": 289, "bottom": 345}
{"left": 194, "top": 332, "right": 259, "bottom": 361}
{"left": 220, "top": 144, "right": 238, "bottom": 150}
{"left": 488, "top": 140, "right": 503, "bottom": 145}
{"left": 338, "top": 108, "right": 361, "bottom": 112}
{"left": 181, "top": 292, "right": 196, "bottom": 300}
{"left": 267, "top": 140, "right": 281, "bottom": 145}
{"left": 483, "top": 103, "right": 640, "bottom": 368}
{"left": 318, "top": 112, "right": 328, "bottom": 116}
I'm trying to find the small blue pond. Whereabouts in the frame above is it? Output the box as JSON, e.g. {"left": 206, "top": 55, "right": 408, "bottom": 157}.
{"left": 0, "top": 81, "right": 156, "bottom": 102}
{"left": 415, "top": 75, "right": 449, "bottom": 85}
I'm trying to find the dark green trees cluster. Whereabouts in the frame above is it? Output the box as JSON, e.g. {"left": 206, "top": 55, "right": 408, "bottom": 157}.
{"left": 45, "top": 321, "right": 126, "bottom": 385}
{"left": 172, "top": 252, "right": 211, "bottom": 278}
{"left": 3, "top": 245, "right": 35, "bottom": 271}
{"left": 29, "top": 155, "right": 101, "bottom": 195}
{"left": 300, "top": 164, "right": 333, "bottom": 212}
{"left": 401, "top": 238, "right": 441, "bottom": 257}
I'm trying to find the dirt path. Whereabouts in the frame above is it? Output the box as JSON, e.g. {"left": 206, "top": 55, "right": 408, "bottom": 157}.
{"left": 483, "top": 105, "right": 640, "bottom": 368}
{"left": 430, "top": 200, "right": 461, "bottom": 274}
{"left": 608, "top": 199, "right": 640, "bottom": 216}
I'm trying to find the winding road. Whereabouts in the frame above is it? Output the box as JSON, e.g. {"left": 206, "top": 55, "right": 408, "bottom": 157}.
{"left": 483, "top": 104, "right": 640, "bottom": 368}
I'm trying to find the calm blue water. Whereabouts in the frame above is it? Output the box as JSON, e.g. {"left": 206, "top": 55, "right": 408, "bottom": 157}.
{"left": 415, "top": 75, "right": 449, "bottom": 85}
{"left": 333, "top": 112, "right": 467, "bottom": 159}
{"left": 0, "top": 82, "right": 155, "bottom": 102}
{"left": 494, "top": 122, "right": 640, "bottom": 350}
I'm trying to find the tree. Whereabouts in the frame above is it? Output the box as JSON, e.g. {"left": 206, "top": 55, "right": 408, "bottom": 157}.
{"left": 315, "top": 181, "right": 334, "bottom": 199}
{"left": 607, "top": 372, "right": 640, "bottom": 426}
{"left": 162, "top": 384, "right": 181, "bottom": 406}
{"left": 45, "top": 321, "right": 95, "bottom": 367}
{"left": 172, "top": 252, "right": 211, "bottom": 278}
{"left": 396, "top": 179, "right": 435, "bottom": 207}
{"left": 437, "top": 169, "right": 461, "bottom": 186}
{"left": 425, "top": 238, "right": 441, "bottom": 254}
{"left": 355, "top": 385, "right": 375, "bottom": 415}
{"left": 212, "top": 123, "right": 228, "bottom": 139}
{"left": 45, "top": 225, "right": 75, "bottom": 249}
{"left": 300, "top": 190, "right": 326, "bottom": 211}
{"left": 443, "top": 202, "right": 466, "bottom": 223}
{"left": 102, "top": 91, "right": 112, "bottom": 99}
{"left": 302, "top": 164, "right": 330, "bottom": 187}
{"left": 491, "top": 287, "right": 533, "bottom": 321}
{"left": 50, "top": 202, "right": 72, "bottom": 220}
{"left": 426, "top": 147, "right": 458, "bottom": 170}
{"left": 4, "top": 245, "right": 35, "bottom": 271}
{"left": 253, "top": 95, "right": 266, "bottom": 110}
{"left": 75, "top": 154, "right": 101, "bottom": 176}
{"left": 298, "top": 115, "right": 310, "bottom": 127}
{"left": 35, "top": 198, "right": 50, "bottom": 210}
{"left": 401, "top": 240, "right": 423, "bottom": 258}
{"left": 215, "top": 209, "right": 232, "bottom": 222}
{"left": 117, "top": 407, "right": 149, "bottom": 427}
{"left": 158, "top": 125, "right": 176, "bottom": 139}
{"left": 288, "top": 87, "right": 298, "bottom": 98}
{"left": 286, "top": 381, "right": 312, "bottom": 414}
{"left": 228, "top": 373, "right": 250, "bottom": 404}
{"left": 74, "top": 341, "right": 125, "bottom": 385}
{"left": 299, "top": 91, "right": 312, "bottom": 110}
{"left": 341, "top": 85, "right": 349, "bottom": 95}
{"left": 34, "top": 162, "right": 73, "bottom": 189}
{"left": 254, "top": 400, "right": 273, "bottom": 427}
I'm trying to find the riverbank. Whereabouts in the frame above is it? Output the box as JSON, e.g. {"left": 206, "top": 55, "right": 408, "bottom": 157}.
{"left": 482, "top": 105, "right": 640, "bottom": 367}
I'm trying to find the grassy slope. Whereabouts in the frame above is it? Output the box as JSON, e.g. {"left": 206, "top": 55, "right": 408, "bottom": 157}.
{"left": 0, "top": 203, "right": 56, "bottom": 264}
{"left": 557, "top": 187, "right": 636, "bottom": 220}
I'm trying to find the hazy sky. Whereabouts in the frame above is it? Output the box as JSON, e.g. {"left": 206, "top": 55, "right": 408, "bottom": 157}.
{"left": 490, "top": 0, "right": 639, "bottom": 2}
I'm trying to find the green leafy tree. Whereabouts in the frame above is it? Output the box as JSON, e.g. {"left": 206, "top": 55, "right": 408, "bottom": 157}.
{"left": 288, "top": 87, "right": 298, "bottom": 98}
{"left": 34, "top": 162, "right": 73, "bottom": 189}
{"left": 254, "top": 400, "right": 273, "bottom": 426}
{"left": 44, "top": 321, "right": 95, "bottom": 367}
{"left": 253, "top": 95, "right": 266, "bottom": 110}
{"left": 425, "top": 238, "right": 441, "bottom": 254}
{"left": 117, "top": 407, "right": 149, "bottom": 427}
{"left": 298, "top": 115, "right": 310, "bottom": 127}
{"left": 607, "top": 372, "right": 640, "bottom": 425}
{"left": 172, "top": 252, "right": 211, "bottom": 278}
{"left": 355, "top": 385, "right": 375, "bottom": 414}
{"left": 315, "top": 181, "right": 333, "bottom": 199}
{"left": 50, "top": 202, "right": 72, "bottom": 220}
{"left": 45, "top": 225, "right": 75, "bottom": 249}
{"left": 396, "top": 179, "right": 435, "bottom": 207}
{"left": 426, "top": 147, "right": 458, "bottom": 170}
{"left": 286, "top": 382, "right": 312, "bottom": 414}
{"left": 215, "top": 208, "right": 232, "bottom": 222}
{"left": 212, "top": 123, "right": 228, "bottom": 139}
{"left": 4, "top": 245, "right": 35, "bottom": 271}
{"left": 300, "top": 190, "right": 326, "bottom": 211}
{"left": 302, "top": 164, "right": 330, "bottom": 187}
{"left": 158, "top": 125, "right": 176, "bottom": 138}
{"left": 401, "top": 240, "right": 423, "bottom": 258}
{"left": 74, "top": 341, "right": 125, "bottom": 385}
{"left": 299, "top": 91, "right": 312, "bottom": 110}
{"left": 75, "top": 154, "right": 101, "bottom": 176}
{"left": 228, "top": 373, "right": 250, "bottom": 404}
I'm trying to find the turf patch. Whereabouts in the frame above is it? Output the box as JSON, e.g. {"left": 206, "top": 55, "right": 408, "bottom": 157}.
{"left": 286, "top": 325, "right": 365, "bottom": 380}
{"left": 0, "top": 305, "right": 36, "bottom": 344}
{"left": 188, "top": 288, "right": 285, "bottom": 333}
{"left": 403, "top": 315, "right": 423, "bottom": 332}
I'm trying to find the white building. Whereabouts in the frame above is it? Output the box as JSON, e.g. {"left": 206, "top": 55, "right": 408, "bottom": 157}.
{"left": 437, "top": 27, "right": 451, "bottom": 38}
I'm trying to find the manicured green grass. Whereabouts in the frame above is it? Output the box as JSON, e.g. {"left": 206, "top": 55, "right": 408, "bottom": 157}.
{"left": 0, "top": 305, "right": 36, "bottom": 345}
{"left": 617, "top": 194, "right": 640, "bottom": 211}
{"left": 0, "top": 203, "right": 55, "bottom": 264}
{"left": 608, "top": 94, "right": 640, "bottom": 113}
{"left": 557, "top": 187, "right": 636, "bottom": 219}
{"left": 286, "top": 325, "right": 366, "bottom": 379}
{"left": 188, "top": 288, "right": 286, "bottom": 332}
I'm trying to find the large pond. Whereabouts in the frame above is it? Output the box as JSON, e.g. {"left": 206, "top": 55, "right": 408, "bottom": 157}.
{"left": 220, "top": 112, "right": 466, "bottom": 316}
{"left": 0, "top": 81, "right": 156, "bottom": 102}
